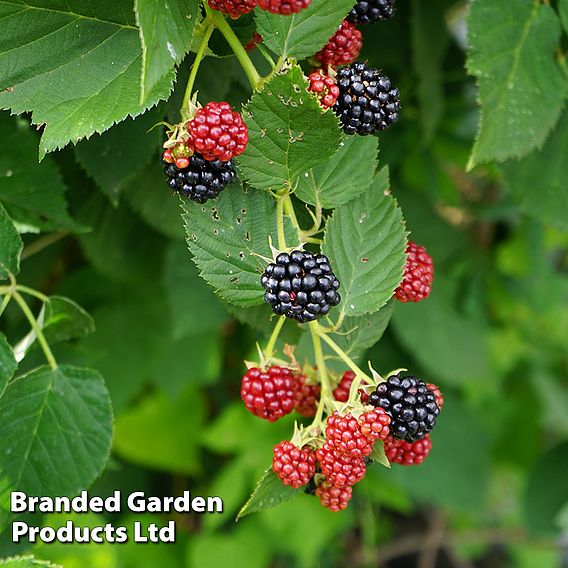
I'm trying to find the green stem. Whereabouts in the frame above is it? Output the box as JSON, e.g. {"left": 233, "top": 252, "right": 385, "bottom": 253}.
{"left": 21, "top": 232, "right": 68, "bottom": 261}
{"left": 16, "top": 285, "right": 49, "bottom": 303}
{"left": 276, "top": 195, "right": 287, "bottom": 250}
{"left": 283, "top": 194, "right": 301, "bottom": 233}
{"left": 0, "top": 293, "right": 12, "bottom": 317}
{"left": 264, "top": 316, "right": 286, "bottom": 362}
{"left": 207, "top": 7, "right": 262, "bottom": 89}
{"left": 13, "top": 291, "right": 57, "bottom": 370}
{"left": 310, "top": 320, "right": 332, "bottom": 425}
{"left": 317, "top": 325, "right": 371, "bottom": 382}
{"left": 182, "top": 17, "right": 215, "bottom": 119}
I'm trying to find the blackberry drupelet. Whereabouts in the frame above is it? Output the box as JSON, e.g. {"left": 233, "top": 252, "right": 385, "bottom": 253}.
{"left": 261, "top": 250, "right": 341, "bottom": 323}
{"left": 347, "top": 0, "right": 396, "bottom": 25}
{"left": 333, "top": 62, "right": 400, "bottom": 135}
{"left": 163, "top": 154, "right": 236, "bottom": 203}
{"left": 368, "top": 373, "right": 440, "bottom": 442}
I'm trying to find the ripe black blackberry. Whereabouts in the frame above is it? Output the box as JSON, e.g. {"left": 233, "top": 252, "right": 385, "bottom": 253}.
{"left": 333, "top": 62, "right": 400, "bottom": 136}
{"left": 261, "top": 250, "right": 341, "bottom": 323}
{"left": 347, "top": 0, "right": 395, "bottom": 26}
{"left": 368, "top": 373, "right": 439, "bottom": 443}
{"left": 163, "top": 153, "right": 236, "bottom": 203}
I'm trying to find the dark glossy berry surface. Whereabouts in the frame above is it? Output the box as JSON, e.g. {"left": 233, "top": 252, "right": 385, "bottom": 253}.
{"left": 261, "top": 250, "right": 341, "bottom": 323}
{"left": 347, "top": 0, "right": 395, "bottom": 25}
{"left": 333, "top": 62, "right": 400, "bottom": 135}
{"left": 369, "top": 373, "right": 440, "bottom": 442}
{"left": 163, "top": 154, "right": 236, "bottom": 203}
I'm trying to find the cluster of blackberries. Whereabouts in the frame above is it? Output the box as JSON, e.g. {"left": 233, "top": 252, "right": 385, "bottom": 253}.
{"left": 348, "top": 0, "right": 396, "bottom": 26}
{"left": 333, "top": 62, "right": 400, "bottom": 135}
{"left": 163, "top": 157, "right": 236, "bottom": 204}
{"left": 261, "top": 250, "right": 341, "bottom": 323}
{"left": 369, "top": 373, "right": 440, "bottom": 442}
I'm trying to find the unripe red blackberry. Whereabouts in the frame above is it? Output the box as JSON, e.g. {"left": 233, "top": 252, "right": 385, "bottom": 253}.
{"left": 240, "top": 366, "right": 299, "bottom": 422}
{"left": 316, "top": 441, "right": 366, "bottom": 487}
{"left": 395, "top": 242, "right": 433, "bottom": 303}
{"left": 315, "top": 21, "right": 362, "bottom": 67}
{"left": 384, "top": 434, "right": 432, "bottom": 465}
{"left": 272, "top": 441, "right": 317, "bottom": 488}
{"left": 316, "top": 481, "right": 352, "bottom": 511}
{"left": 261, "top": 250, "right": 341, "bottom": 323}
{"left": 347, "top": 0, "right": 396, "bottom": 25}
{"left": 258, "top": 0, "right": 311, "bottom": 14}
{"left": 332, "top": 370, "right": 369, "bottom": 403}
{"left": 245, "top": 32, "right": 263, "bottom": 52}
{"left": 333, "top": 62, "right": 400, "bottom": 135}
{"left": 359, "top": 409, "right": 391, "bottom": 441}
{"left": 208, "top": 0, "right": 257, "bottom": 18}
{"left": 368, "top": 373, "right": 440, "bottom": 442}
{"left": 294, "top": 376, "right": 320, "bottom": 417}
{"left": 163, "top": 154, "right": 236, "bottom": 203}
{"left": 188, "top": 101, "right": 248, "bottom": 162}
{"left": 308, "top": 71, "right": 340, "bottom": 109}
{"left": 325, "top": 412, "right": 374, "bottom": 457}
{"left": 427, "top": 383, "right": 444, "bottom": 410}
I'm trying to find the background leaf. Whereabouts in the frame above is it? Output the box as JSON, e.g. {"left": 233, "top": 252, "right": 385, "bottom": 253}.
{"left": 135, "top": 0, "right": 199, "bottom": 102}
{"left": 322, "top": 175, "right": 407, "bottom": 317}
{"left": 238, "top": 64, "right": 342, "bottom": 191}
{"left": 502, "top": 110, "right": 568, "bottom": 231}
{"left": 0, "top": 0, "right": 173, "bottom": 157}
{"left": 255, "top": 0, "right": 354, "bottom": 61}
{"left": 0, "top": 114, "right": 83, "bottom": 232}
{"left": 466, "top": 0, "right": 567, "bottom": 168}
{"left": 0, "top": 557, "right": 61, "bottom": 568}
{"left": 41, "top": 297, "right": 95, "bottom": 345}
{"left": 0, "top": 333, "right": 17, "bottom": 398}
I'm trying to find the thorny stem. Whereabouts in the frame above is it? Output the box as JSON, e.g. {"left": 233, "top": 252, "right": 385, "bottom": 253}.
{"left": 182, "top": 16, "right": 215, "bottom": 119}
{"left": 310, "top": 320, "right": 332, "bottom": 426}
{"left": 207, "top": 7, "right": 262, "bottom": 89}
{"left": 12, "top": 290, "right": 57, "bottom": 370}
{"left": 263, "top": 316, "right": 286, "bottom": 362}
{"left": 317, "top": 324, "right": 372, "bottom": 383}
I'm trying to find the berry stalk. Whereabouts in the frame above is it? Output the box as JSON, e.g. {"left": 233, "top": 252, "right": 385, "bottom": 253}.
{"left": 263, "top": 316, "right": 286, "bottom": 362}
{"left": 309, "top": 320, "right": 332, "bottom": 425}
{"left": 181, "top": 16, "right": 215, "bottom": 120}
{"left": 206, "top": 5, "right": 262, "bottom": 89}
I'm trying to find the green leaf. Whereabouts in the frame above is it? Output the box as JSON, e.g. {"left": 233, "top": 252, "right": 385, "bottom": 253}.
{"left": 0, "top": 366, "right": 113, "bottom": 520}
{"left": 0, "top": 113, "right": 83, "bottom": 232}
{"left": 392, "top": 277, "right": 492, "bottom": 385}
{"left": 164, "top": 241, "right": 229, "bottom": 339}
{"left": 502, "top": 110, "right": 568, "bottom": 231}
{"left": 368, "top": 440, "right": 390, "bottom": 468}
{"left": 135, "top": 0, "right": 199, "bottom": 103}
{"left": 410, "top": 0, "right": 449, "bottom": 142}
{"left": 332, "top": 301, "right": 394, "bottom": 358}
{"left": 560, "top": 0, "right": 568, "bottom": 33}
{"left": 74, "top": 110, "right": 162, "bottom": 204}
{"left": 322, "top": 175, "right": 407, "bottom": 317}
{"left": 182, "top": 184, "right": 299, "bottom": 307}
{"left": 0, "top": 557, "right": 61, "bottom": 568}
{"left": 0, "top": 332, "right": 17, "bottom": 398}
{"left": 77, "top": 192, "right": 165, "bottom": 284}
{"left": 254, "top": 0, "right": 354, "bottom": 61}
{"left": 113, "top": 389, "right": 204, "bottom": 476}
{"left": 238, "top": 64, "right": 342, "bottom": 191}
{"left": 0, "top": 203, "right": 22, "bottom": 279}
{"left": 0, "top": 1, "right": 173, "bottom": 158}
{"left": 466, "top": 0, "right": 567, "bottom": 169}
{"left": 237, "top": 468, "right": 301, "bottom": 519}
{"left": 294, "top": 137, "right": 379, "bottom": 208}
{"left": 41, "top": 296, "right": 95, "bottom": 345}
{"left": 124, "top": 162, "right": 185, "bottom": 241}
{"left": 525, "top": 442, "right": 568, "bottom": 535}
